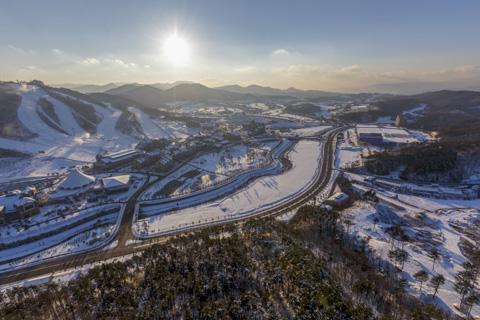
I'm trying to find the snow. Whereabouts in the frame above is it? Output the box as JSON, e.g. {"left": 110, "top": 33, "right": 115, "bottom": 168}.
{"left": 0, "top": 204, "right": 120, "bottom": 244}
{"left": 134, "top": 140, "right": 322, "bottom": 237}
{"left": 282, "top": 125, "right": 331, "bottom": 137}
{"left": 140, "top": 140, "right": 282, "bottom": 200}
{"left": 0, "top": 213, "right": 119, "bottom": 264}
{"left": 344, "top": 198, "right": 480, "bottom": 317}
{"left": 335, "top": 129, "right": 363, "bottom": 169}
{"left": 0, "top": 156, "right": 83, "bottom": 183}
{"left": 0, "top": 253, "right": 136, "bottom": 292}
{"left": 0, "top": 84, "right": 194, "bottom": 182}
{"left": 396, "top": 194, "right": 480, "bottom": 211}
{"left": 138, "top": 140, "right": 291, "bottom": 206}
{"left": 0, "top": 224, "right": 116, "bottom": 271}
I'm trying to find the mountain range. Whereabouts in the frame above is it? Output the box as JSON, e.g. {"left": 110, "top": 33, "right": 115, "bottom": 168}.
{"left": 55, "top": 81, "right": 345, "bottom": 100}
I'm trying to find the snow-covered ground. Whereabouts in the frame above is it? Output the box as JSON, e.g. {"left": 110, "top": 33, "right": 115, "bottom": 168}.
{"left": 0, "top": 203, "right": 121, "bottom": 244}
{"left": 281, "top": 125, "right": 331, "bottom": 137}
{"left": 0, "top": 212, "right": 119, "bottom": 264}
{"left": 335, "top": 128, "right": 363, "bottom": 169}
{"left": 0, "top": 253, "right": 136, "bottom": 292}
{"left": 140, "top": 141, "right": 281, "bottom": 200}
{"left": 134, "top": 139, "right": 322, "bottom": 237}
{"left": 0, "top": 223, "right": 116, "bottom": 272}
{"left": 343, "top": 197, "right": 480, "bottom": 317}
{"left": 128, "top": 107, "right": 196, "bottom": 139}
{"left": 137, "top": 140, "right": 292, "bottom": 213}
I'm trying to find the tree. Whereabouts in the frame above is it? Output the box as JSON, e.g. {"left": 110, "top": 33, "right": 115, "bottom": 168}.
{"left": 430, "top": 274, "right": 445, "bottom": 299}
{"left": 396, "top": 249, "right": 409, "bottom": 272}
{"left": 428, "top": 248, "right": 441, "bottom": 271}
{"left": 413, "top": 270, "right": 429, "bottom": 293}
{"left": 388, "top": 248, "right": 409, "bottom": 272}
{"left": 464, "top": 291, "right": 480, "bottom": 319}
{"left": 454, "top": 269, "right": 476, "bottom": 309}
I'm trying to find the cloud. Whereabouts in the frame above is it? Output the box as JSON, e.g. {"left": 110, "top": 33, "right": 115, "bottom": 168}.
{"left": 51, "top": 48, "right": 63, "bottom": 56}
{"left": 339, "top": 64, "right": 363, "bottom": 73}
{"left": 7, "top": 44, "right": 36, "bottom": 55}
{"left": 81, "top": 57, "right": 100, "bottom": 65}
{"left": 233, "top": 65, "right": 256, "bottom": 73}
{"left": 104, "top": 58, "right": 137, "bottom": 68}
{"left": 271, "top": 48, "right": 290, "bottom": 57}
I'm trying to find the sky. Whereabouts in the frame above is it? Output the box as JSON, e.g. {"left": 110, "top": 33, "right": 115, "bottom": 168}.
{"left": 1, "top": 0, "right": 480, "bottom": 92}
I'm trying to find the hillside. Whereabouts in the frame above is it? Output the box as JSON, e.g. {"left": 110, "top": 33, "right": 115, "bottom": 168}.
{"left": 341, "top": 90, "right": 480, "bottom": 140}
{"left": 106, "top": 83, "right": 252, "bottom": 107}
{"left": 0, "top": 82, "right": 35, "bottom": 139}
{"left": 0, "top": 82, "right": 195, "bottom": 163}
{"left": 217, "top": 84, "right": 339, "bottom": 99}
{"left": 0, "top": 207, "right": 446, "bottom": 319}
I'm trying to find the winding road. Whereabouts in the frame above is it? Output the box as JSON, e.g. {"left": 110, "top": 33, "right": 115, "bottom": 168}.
{"left": 0, "top": 127, "right": 342, "bottom": 286}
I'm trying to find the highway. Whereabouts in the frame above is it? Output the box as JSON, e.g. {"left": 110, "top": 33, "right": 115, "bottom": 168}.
{"left": 0, "top": 127, "right": 342, "bottom": 286}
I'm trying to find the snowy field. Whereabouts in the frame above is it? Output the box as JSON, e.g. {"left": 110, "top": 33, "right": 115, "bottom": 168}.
{"left": 343, "top": 200, "right": 480, "bottom": 318}
{"left": 133, "top": 139, "right": 322, "bottom": 237}
{"left": 140, "top": 140, "right": 282, "bottom": 200}
{"left": 0, "top": 203, "right": 121, "bottom": 244}
{"left": 0, "top": 223, "right": 116, "bottom": 272}
{"left": 335, "top": 128, "right": 363, "bottom": 169}
{"left": 281, "top": 125, "right": 331, "bottom": 137}
{"left": 137, "top": 140, "right": 292, "bottom": 213}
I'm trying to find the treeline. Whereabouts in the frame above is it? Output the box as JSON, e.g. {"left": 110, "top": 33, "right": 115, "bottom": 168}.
{"left": 364, "top": 143, "right": 458, "bottom": 180}
{"left": 0, "top": 203, "right": 449, "bottom": 319}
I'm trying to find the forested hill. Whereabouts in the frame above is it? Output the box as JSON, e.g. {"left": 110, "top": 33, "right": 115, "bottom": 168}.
{"left": 0, "top": 206, "right": 446, "bottom": 319}
{"left": 341, "top": 90, "right": 480, "bottom": 144}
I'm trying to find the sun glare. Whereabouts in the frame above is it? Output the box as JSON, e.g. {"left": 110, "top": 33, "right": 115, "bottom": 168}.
{"left": 163, "top": 33, "right": 190, "bottom": 67}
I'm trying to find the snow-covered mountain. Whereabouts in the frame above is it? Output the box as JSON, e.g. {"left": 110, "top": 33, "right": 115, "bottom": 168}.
{"left": 0, "top": 82, "right": 195, "bottom": 181}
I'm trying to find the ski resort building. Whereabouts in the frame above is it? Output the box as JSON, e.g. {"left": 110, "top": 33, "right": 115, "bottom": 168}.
{"left": 97, "top": 149, "right": 142, "bottom": 167}
{"left": 356, "top": 125, "right": 421, "bottom": 146}
{"left": 0, "top": 192, "right": 39, "bottom": 223}
{"left": 49, "top": 168, "right": 97, "bottom": 201}
{"left": 57, "top": 168, "right": 96, "bottom": 190}
{"left": 101, "top": 175, "right": 132, "bottom": 193}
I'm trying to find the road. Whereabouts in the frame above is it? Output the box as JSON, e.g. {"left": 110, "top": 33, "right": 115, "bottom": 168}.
{"left": 0, "top": 128, "right": 342, "bottom": 286}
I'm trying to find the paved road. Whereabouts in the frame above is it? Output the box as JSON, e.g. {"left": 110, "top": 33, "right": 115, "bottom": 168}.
{"left": 0, "top": 128, "right": 342, "bottom": 286}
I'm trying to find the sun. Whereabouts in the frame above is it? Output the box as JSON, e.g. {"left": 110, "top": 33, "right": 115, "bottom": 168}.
{"left": 163, "top": 33, "right": 190, "bottom": 67}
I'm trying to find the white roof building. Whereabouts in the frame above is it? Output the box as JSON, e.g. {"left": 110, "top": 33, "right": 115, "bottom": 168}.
{"left": 101, "top": 175, "right": 131, "bottom": 190}
{"left": 57, "top": 168, "right": 96, "bottom": 190}
{"left": 99, "top": 149, "right": 141, "bottom": 164}
{"left": 0, "top": 193, "right": 36, "bottom": 214}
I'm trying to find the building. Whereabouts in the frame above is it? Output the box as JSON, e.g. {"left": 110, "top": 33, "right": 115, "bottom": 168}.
{"left": 357, "top": 126, "right": 384, "bottom": 145}
{"left": 97, "top": 149, "right": 142, "bottom": 166}
{"left": 0, "top": 192, "right": 39, "bottom": 223}
{"left": 49, "top": 168, "right": 97, "bottom": 202}
{"left": 356, "top": 125, "right": 420, "bottom": 146}
{"left": 101, "top": 175, "right": 132, "bottom": 193}
{"left": 325, "top": 192, "right": 350, "bottom": 208}
{"left": 57, "top": 168, "right": 96, "bottom": 190}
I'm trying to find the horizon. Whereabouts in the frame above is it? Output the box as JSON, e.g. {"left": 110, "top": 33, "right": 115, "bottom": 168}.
{"left": 2, "top": 0, "right": 480, "bottom": 93}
